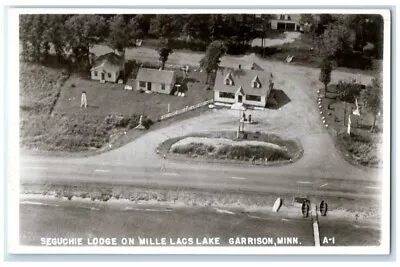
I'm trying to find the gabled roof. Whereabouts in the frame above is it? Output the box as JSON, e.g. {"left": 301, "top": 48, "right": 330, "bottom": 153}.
{"left": 214, "top": 69, "right": 273, "bottom": 97}
{"left": 251, "top": 75, "right": 261, "bottom": 87}
{"left": 237, "top": 86, "right": 245, "bottom": 95}
{"left": 90, "top": 52, "right": 124, "bottom": 72}
{"left": 136, "top": 68, "right": 175, "bottom": 85}
{"left": 224, "top": 72, "right": 235, "bottom": 85}
{"left": 247, "top": 62, "right": 264, "bottom": 71}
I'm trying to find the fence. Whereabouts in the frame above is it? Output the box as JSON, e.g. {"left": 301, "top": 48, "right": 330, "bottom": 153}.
{"left": 160, "top": 99, "right": 213, "bottom": 121}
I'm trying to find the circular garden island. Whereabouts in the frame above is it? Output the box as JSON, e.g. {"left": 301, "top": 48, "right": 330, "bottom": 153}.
{"left": 158, "top": 131, "right": 304, "bottom": 166}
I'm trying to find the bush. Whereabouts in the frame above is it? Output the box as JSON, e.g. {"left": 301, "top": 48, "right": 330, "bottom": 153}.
{"left": 172, "top": 143, "right": 215, "bottom": 155}
{"left": 336, "top": 51, "right": 372, "bottom": 70}
{"left": 338, "top": 133, "right": 382, "bottom": 167}
{"left": 168, "top": 39, "right": 208, "bottom": 52}
{"left": 142, "top": 117, "right": 153, "bottom": 129}
{"left": 336, "top": 80, "right": 363, "bottom": 103}
{"left": 226, "top": 42, "right": 251, "bottom": 55}
{"left": 216, "top": 145, "right": 290, "bottom": 161}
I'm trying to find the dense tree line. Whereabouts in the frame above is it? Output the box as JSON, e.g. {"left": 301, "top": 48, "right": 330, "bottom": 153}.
{"left": 300, "top": 14, "right": 384, "bottom": 59}
{"left": 20, "top": 13, "right": 384, "bottom": 70}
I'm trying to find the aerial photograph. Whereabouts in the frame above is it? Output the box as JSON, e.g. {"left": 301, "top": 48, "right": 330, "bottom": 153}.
{"left": 16, "top": 12, "right": 386, "bottom": 250}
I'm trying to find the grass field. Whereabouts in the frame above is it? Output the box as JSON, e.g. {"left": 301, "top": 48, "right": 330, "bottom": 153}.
{"left": 320, "top": 84, "right": 382, "bottom": 167}
{"left": 20, "top": 62, "right": 212, "bottom": 152}
{"left": 54, "top": 68, "right": 212, "bottom": 120}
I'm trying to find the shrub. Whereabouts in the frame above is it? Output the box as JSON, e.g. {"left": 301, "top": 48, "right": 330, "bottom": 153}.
{"left": 172, "top": 143, "right": 215, "bottom": 155}
{"left": 338, "top": 133, "right": 381, "bottom": 167}
{"left": 336, "top": 51, "right": 372, "bottom": 70}
{"left": 216, "top": 145, "right": 290, "bottom": 161}
{"left": 142, "top": 117, "right": 153, "bottom": 129}
{"left": 225, "top": 42, "right": 251, "bottom": 55}
{"left": 168, "top": 39, "right": 208, "bottom": 52}
{"left": 336, "top": 80, "right": 363, "bottom": 103}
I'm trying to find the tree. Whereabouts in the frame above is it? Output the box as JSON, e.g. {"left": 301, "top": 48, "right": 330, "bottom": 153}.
{"left": 43, "top": 15, "right": 69, "bottom": 63}
{"left": 361, "top": 77, "right": 383, "bottom": 131}
{"left": 19, "top": 14, "right": 49, "bottom": 62}
{"left": 65, "top": 14, "right": 107, "bottom": 68}
{"left": 299, "top": 14, "right": 317, "bottom": 39}
{"left": 199, "top": 41, "right": 227, "bottom": 85}
{"left": 208, "top": 14, "right": 223, "bottom": 41}
{"left": 157, "top": 40, "right": 173, "bottom": 70}
{"left": 183, "top": 14, "right": 210, "bottom": 41}
{"left": 127, "top": 15, "right": 146, "bottom": 40}
{"left": 107, "top": 15, "right": 130, "bottom": 57}
{"left": 343, "top": 14, "right": 384, "bottom": 58}
{"left": 107, "top": 15, "right": 144, "bottom": 58}
{"left": 319, "top": 57, "right": 332, "bottom": 98}
{"left": 149, "top": 14, "right": 180, "bottom": 39}
{"left": 336, "top": 80, "right": 363, "bottom": 103}
{"left": 319, "top": 22, "right": 355, "bottom": 59}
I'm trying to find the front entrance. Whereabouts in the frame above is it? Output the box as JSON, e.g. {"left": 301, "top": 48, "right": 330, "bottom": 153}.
{"left": 238, "top": 95, "right": 243, "bottom": 103}
{"left": 101, "top": 72, "right": 105, "bottom": 81}
{"left": 147, "top": 82, "right": 152, "bottom": 91}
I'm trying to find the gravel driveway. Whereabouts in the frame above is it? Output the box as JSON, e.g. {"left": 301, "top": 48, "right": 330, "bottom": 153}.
{"left": 81, "top": 45, "right": 379, "bottom": 181}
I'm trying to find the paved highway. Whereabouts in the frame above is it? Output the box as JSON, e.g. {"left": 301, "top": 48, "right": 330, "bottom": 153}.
{"left": 20, "top": 158, "right": 381, "bottom": 200}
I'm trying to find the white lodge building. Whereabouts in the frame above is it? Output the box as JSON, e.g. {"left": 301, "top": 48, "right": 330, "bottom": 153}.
{"left": 213, "top": 68, "right": 274, "bottom": 108}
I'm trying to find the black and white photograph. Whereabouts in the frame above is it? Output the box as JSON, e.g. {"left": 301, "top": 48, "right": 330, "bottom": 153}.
{"left": 3, "top": 6, "right": 392, "bottom": 255}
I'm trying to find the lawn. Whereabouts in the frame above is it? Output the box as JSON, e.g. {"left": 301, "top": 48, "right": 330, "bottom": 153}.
{"left": 320, "top": 84, "right": 383, "bottom": 167}
{"left": 54, "top": 67, "right": 212, "bottom": 120}
{"left": 259, "top": 34, "right": 381, "bottom": 75}
{"left": 20, "top": 62, "right": 212, "bottom": 152}
{"left": 260, "top": 34, "right": 322, "bottom": 67}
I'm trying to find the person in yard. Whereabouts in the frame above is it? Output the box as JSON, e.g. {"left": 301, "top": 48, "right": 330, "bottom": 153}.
{"left": 80, "top": 91, "right": 87, "bottom": 108}
{"left": 161, "top": 153, "right": 167, "bottom": 171}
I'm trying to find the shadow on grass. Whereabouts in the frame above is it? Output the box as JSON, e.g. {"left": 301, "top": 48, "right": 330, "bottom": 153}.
{"left": 173, "top": 76, "right": 200, "bottom": 94}
{"left": 266, "top": 89, "right": 291, "bottom": 110}
{"left": 124, "top": 60, "right": 139, "bottom": 82}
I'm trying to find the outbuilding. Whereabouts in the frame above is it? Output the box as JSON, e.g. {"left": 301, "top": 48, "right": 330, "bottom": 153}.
{"left": 90, "top": 52, "right": 125, "bottom": 83}
{"left": 136, "top": 68, "right": 176, "bottom": 94}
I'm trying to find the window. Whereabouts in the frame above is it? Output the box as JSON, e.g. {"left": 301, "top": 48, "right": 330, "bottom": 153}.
{"left": 253, "top": 81, "right": 259, "bottom": 88}
{"left": 108, "top": 73, "right": 112, "bottom": 78}
{"left": 246, "top": 95, "right": 261, "bottom": 102}
{"left": 94, "top": 71, "right": 98, "bottom": 76}
{"left": 219, "top": 92, "right": 235, "bottom": 99}
{"left": 139, "top": 81, "right": 146, "bottom": 87}
{"left": 224, "top": 78, "right": 233, "bottom": 85}
{"left": 161, "top": 84, "right": 165, "bottom": 90}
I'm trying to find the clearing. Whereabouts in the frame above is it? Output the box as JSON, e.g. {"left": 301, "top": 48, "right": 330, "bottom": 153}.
{"left": 20, "top": 62, "right": 212, "bottom": 152}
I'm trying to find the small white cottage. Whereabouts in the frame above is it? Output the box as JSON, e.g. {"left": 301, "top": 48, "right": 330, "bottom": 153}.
{"left": 90, "top": 52, "right": 125, "bottom": 83}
